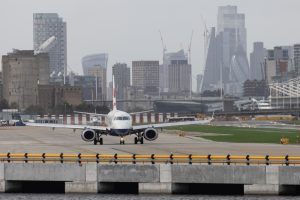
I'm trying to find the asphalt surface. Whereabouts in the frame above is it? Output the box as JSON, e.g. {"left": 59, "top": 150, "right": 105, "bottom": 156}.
{"left": 0, "top": 125, "right": 300, "bottom": 156}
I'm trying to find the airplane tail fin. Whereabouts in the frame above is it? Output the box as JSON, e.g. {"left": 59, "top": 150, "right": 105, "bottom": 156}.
{"left": 112, "top": 75, "right": 117, "bottom": 111}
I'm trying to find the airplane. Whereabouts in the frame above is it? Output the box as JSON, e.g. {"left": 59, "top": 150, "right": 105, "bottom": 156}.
{"left": 25, "top": 76, "right": 213, "bottom": 145}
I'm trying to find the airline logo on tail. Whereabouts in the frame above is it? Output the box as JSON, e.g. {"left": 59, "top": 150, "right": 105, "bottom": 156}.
{"left": 112, "top": 75, "right": 117, "bottom": 111}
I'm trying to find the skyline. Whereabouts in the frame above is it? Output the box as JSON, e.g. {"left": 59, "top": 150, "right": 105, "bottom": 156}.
{"left": 1, "top": 0, "right": 300, "bottom": 89}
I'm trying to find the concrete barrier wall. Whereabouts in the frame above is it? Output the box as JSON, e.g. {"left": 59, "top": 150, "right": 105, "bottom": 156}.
{"left": 4, "top": 163, "right": 85, "bottom": 182}
{"left": 172, "top": 165, "right": 266, "bottom": 184}
{"left": 98, "top": 165, "right": 159, "bottom": 183}
{"left": 279, "top": 166, "right": 300, "bottom": 185}
{"left": 0, "top": 163, "right": 300, "bottom": 194}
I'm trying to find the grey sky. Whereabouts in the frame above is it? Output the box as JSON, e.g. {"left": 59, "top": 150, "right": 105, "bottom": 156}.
{"left": 1, "top": 0, "right": 300, "bottom": 88}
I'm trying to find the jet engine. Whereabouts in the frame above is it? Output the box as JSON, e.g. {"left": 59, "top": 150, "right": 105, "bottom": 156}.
{"left": 81, "top": 129, "right": 96, "bottom": 142}
{"left": 143, "top": 128, "right": 158, "bottom": 141}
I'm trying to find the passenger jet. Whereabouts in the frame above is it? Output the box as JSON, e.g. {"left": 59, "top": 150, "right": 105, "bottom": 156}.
{"left": 26, "top": 77, "right": 213, "bottom": 145}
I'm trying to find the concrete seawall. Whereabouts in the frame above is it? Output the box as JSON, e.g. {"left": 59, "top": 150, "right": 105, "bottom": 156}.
{"left": 0, "top": 163, "right": 300, "bottom": 195}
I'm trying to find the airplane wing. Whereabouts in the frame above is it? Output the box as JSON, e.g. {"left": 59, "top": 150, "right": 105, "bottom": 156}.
{"left": 129, "top": 110, "right": 154, "bottom": 115}
{"left": 25, "top": 122, "right": 109, "bottom": 131}
{"left": 132, "top": 119, "right": 211, "bottom": 130}
{"left": 74, "top": 111, "right": 107, "bottom": 117}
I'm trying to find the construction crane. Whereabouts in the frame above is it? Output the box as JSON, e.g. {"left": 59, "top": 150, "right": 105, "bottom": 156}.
{"left": 159, "top": 30, "right": 167, "bottom": 60}
{"left": 199, "top": 15, "right": 210, "bottom": 94}
{"left": 34, "top": 36, "right": 56, "bottom": 55}
{"left": 200, "top": 15, "right": 210, "bottom": 63}
{"left": 187, "top": 30, "right": 194, "bottom": 99}
{"left": 188, "top": 30, "right": 194, "bottom": 65}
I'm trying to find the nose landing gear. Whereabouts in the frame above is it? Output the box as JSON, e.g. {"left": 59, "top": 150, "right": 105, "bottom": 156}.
{"left": 120, "top": 137, "right": 125, "bottom": 145}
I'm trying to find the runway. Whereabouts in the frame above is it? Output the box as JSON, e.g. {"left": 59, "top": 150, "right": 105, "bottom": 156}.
{"left": 1, "top": 126, "right": 300, "bottom": 156}
{"left": 0, "top": 127, "right": 300, "bottom": 156}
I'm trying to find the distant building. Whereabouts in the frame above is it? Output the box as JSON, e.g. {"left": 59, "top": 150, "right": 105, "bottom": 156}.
{"left": 86, "top": 67, "right": 106, "bottom": 101}
{"left": 243, "top": 79, "right": 267, "bottom": 97}
{"left": 2, "top": 50, "right": 49, "bottom": 110}
{"left": 0, "top": 72, "right": 2, "bottom": 101}
{"left": 82, "top": 54, "right": 108, "bottom": 100}
{"left": 265, "top": 46, "right": 294, "bottom": 83}
{"left": 33, "top": 13, "right": 67, "bottom": 75}
{"left": 202, "top": 6, "right": 249, "bottom": 97}
{"left": 168, "top": 60, "right": 191, "bottom": 95}
{"left": 250, "top": 42, "right": 267, "bottom": 80}
{"left": 160, "top": 50, "right": 188, "bottom": 92}
{"left": 82, "top": 54, "right": 108, "bottom": 75}
{"left": 112, "top": 63, "right": 130, "bottom": 110}
{"left": 196, "top": 74, "right": 203, "bottom": 94}
{"left": 107, "top": 81, "right": 113, "bottom": 101}
{"left": 217, "top": 5, "right": 247, "bottom": 54}
{"left": 201, "top": 27, "right": 222, "bottom": 92}
{"left": 132, "top": 60, "right": 159, "bottom": 95}
{"left": 38, "top": 85, "right": 82, "bottom": 112}
{"left": 69, "top": 73, "right": 99, "bottom": 101}
{"left": 294, "top": 44, "right": 300, "bottom": 75}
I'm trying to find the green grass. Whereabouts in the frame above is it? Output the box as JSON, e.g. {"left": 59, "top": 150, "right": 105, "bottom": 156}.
{"left": 167, "top": 125, "right": 300, "bottom": 144}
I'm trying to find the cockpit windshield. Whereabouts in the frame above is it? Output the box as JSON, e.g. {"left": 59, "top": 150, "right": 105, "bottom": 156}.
{"left": 114, "top": 116, "right": 130, "bottom": 120}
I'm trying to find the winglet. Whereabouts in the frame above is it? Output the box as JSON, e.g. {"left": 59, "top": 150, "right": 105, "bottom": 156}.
{"left": 112, "top": 75, "right": 117, "bottom": 111}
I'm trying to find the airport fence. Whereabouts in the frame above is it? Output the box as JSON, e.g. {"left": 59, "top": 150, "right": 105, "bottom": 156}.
{"left": 0, "top": 153, "right": 300, "bottom": 165}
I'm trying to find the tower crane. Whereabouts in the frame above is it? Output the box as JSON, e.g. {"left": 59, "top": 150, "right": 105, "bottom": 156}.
{"left": 159, "top": 30, "right": 167, "bottom": 60}
{"left": 187, "top": 30, "right": 194, "bottom": 99}
{"left": 188, "top": 30, "right": 194, "bottom": 65}
{"left": 34, "top": 36, "right": 56, "bottom": 55}
{"left": 200, "top": 15, "right": 210, "bottom": 63}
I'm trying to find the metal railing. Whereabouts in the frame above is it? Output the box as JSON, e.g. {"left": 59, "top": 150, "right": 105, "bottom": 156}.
{"left": 1, "top": 153, "right": 300, "bottom": 165}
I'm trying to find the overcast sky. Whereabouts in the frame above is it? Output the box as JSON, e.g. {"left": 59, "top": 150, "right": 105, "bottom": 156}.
{"left": 1, "top": 0, "right": 300, "bottom": 88}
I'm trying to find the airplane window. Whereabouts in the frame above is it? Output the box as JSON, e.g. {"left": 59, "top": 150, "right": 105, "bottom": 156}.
{"left": 116, "top": 117, "right": 123, "bottom": 120}
{"left": 123, "top": 116, "right": 130, "bottom": 120}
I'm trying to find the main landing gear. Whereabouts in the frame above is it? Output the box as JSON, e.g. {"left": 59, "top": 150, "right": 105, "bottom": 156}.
{"left": 120, "top": 137, "right": 125, "bottom": 145}
{"left": 93, "top": 132, "right": 103, "bottom": 145}
{"left": 134, "top": 133, "right": 144, "bottom": 144}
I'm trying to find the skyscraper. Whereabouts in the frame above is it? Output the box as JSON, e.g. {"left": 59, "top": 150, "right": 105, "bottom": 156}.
{"left": 112, "top": 63, "right": 130, "bottom": 110}
{"left": 168, "top": 59, "right": 191, "bottom": 95}
{"left": 112, "top": 63, "right": 130, "bottom": 94}
{"left": 294, "top": 44, "right": 300, "bottom": 75}
{"left": 132, "top": 61, "right": 159, "bottom": 95}
{"left": 82, "top": 53, "right": 108, "bottom": 75}
{"left": 33, "top": 13, "right": 67, "bottom": 75}
{"left": 201, "top": 27, "right": 222, "bottom": 92}
{"left": 2, "top": 50, "right": 49, "bottom": 110}
{"left": 250, "top": 42, "right": 267, "bottom": 80}
{"left": 0, "top": 72, "right": 2, "bottom": 101}
{"left": 196, "top": 74, "right": 203, "bottom": 94}
{"left": 202, "top": 5, "right": 248, "bottom": 96}
{"left": 217, "top": 5, "right": 247, "bottom": 54}
{"left": 217, "top": 6, "right": 248, "bottom": 93}
{"left": 160, "top": 50, "right": 189, "bottom": 92}
{"left": 82, "top": 54, "right": 108, "bottom": 101}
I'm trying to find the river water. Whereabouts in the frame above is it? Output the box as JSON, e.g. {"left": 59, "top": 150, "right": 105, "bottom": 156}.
{"left": 0, "top": 194, "right": 299, "bottom": 200}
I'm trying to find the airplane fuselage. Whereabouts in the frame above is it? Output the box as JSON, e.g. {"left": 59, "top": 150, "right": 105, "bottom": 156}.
{"left": 106, "top": 110, "right": 133, "bottom": 136}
